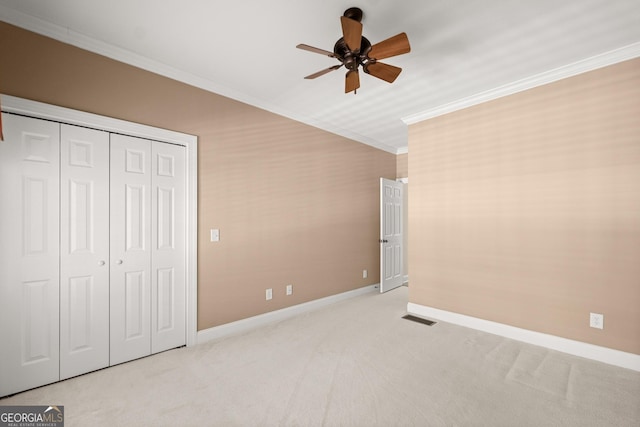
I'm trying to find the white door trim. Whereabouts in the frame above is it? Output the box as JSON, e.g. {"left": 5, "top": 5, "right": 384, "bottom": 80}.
{"left": 1, "top": 94, "right": 199, "bottom": 347}
{"left": 380, "top": 177, "right": 404, "bottom": 293}
{"left": 396, "top": 178, "right": 408, "bottom": 284}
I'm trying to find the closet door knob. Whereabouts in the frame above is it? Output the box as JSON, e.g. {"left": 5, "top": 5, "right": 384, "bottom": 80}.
{"left": 116, "top": 259, "right": 123, "bottom": 265}
{"left": 98, "top": 260, "right": 106, "bottom": 266}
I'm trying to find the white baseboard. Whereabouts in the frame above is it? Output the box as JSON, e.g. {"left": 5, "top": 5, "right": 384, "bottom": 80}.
{"left": 407, "top": 303, "right": 640, "bottom": 372}
{"left": 197, "top": 284, "right": 378, "bottom": 344}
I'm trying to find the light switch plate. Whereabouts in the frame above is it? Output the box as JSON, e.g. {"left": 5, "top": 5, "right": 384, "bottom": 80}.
{"left": 210, "top": 229, "right": 220, "bottom": 242}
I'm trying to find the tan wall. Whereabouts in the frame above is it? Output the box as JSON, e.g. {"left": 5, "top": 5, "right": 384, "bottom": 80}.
{"left": 396, "top": 153, "right": 408, "bottom": 179}
{"left": 396, "top": 154, "right": 409, "bottom": 279}
{"left": 0, "top": 23, "right": 396, "bottom": 330}
{"left": 408, "top": 58, "right": 640, "bottom": 355}
{"left": 403, "top": 182, "right": 409, "bottom": 280}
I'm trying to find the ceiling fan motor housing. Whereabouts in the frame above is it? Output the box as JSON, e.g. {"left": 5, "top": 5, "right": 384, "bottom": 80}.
{"left": 333, "top": 36, "right": 372, "bottom": 70}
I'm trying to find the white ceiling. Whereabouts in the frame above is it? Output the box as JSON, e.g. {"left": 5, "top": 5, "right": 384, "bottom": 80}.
{"left": 1, "top": 0, "right": 640, "bottom": 153}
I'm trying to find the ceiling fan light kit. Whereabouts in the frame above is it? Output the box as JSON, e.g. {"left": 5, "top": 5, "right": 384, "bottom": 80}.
{"left": 297, "top": 7, "right": 411, "bottom": 94}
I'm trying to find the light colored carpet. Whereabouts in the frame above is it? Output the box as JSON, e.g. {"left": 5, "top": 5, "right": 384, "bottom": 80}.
{"left": 2, "top": 286, "right": 639, "bottom": 426}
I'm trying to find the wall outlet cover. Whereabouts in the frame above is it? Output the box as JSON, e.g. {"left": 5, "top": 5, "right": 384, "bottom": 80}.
{"left": 590, "top": 312, "right": 604, "bottom": 329}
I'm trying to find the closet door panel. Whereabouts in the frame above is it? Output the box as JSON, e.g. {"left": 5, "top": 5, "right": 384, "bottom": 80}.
{"left": 60, "top": 124, "right": 110, "bottom": 379}
{"left": 110, "top": 134, "right": 152, "bottom": 365}
{"left": 151, "top": 142, "right": 186, "bottom": 353}
{"left": 0, "top": 114, "right": 60, "bottom": 397}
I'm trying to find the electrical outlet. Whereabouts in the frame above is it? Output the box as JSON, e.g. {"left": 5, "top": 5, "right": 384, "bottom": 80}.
{"left": 590, "top": 312, "right": 604, "bottom": 329}
{"left": 266, "top": 288, "right": 272, "bottom": 301}
{"left": 286, "top": 284, "right": 293, "bottom": 296}
{"left": 363, "top": 269, "right": 368, "bottom": 279}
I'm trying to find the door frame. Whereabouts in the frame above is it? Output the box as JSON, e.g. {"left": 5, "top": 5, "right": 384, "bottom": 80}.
{"left": 1, "top": 94, "right": 199, "bottom": 347}
{"left": 398, "top": 177, "right": 409, "bottom": 285}
{"left": 380, "top": 177, "right": 405, "bottom": 293}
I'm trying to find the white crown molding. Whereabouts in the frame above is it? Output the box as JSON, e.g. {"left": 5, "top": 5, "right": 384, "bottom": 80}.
{"left": 198, "top": 284, "right": 378, "bottom": 344}
{"left": 407, "top": 303, "right": 640, "bottom": 372}
{"left": 402, "top": 41, "right": 640, "bottom": 125}
{"left": 0, "top": 5, "right": 400, "bottom": 155}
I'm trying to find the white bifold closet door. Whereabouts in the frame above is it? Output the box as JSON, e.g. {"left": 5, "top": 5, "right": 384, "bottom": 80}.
{"left": 109, "top": 134, "right": 186, "bottom": 365}
{"left": 109, "top": 134, "right": 153, "bottom": 365}
{"left": 150, "top": 140, "right": 186, "bottom": 354}
{"left": 59, "top": 124, "right": 110, "bottom": 380}
{"left": 1, "top": 113, "right": 187, "bottom": 396}
{"left": 0, "top": 114, "right": 61, "bottom": 397}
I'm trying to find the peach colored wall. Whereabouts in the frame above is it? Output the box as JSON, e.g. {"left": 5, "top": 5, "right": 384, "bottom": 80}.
{"left": 0, "top": 23, "right": 396, "bottom": 330}
{"left": 408, "top": 58, "right": 640, "bottom": 355}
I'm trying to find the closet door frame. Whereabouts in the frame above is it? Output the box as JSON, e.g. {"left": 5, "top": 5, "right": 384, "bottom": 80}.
{"left": 1, "top": 94, "right": 199, "bottom": 348}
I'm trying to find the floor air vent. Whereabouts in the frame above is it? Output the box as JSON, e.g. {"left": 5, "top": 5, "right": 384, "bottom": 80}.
{"left": 402, "top": 314, "right": 436, "bottom": 326}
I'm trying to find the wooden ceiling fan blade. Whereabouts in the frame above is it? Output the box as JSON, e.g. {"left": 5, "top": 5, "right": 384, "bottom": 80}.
{"left": 368, "top": 32, "right": 410, "bottom": 60}
{"left": 304, "top": 65, "right": 342, "bottom": 79}
{"left": 364, "top": 62, "right": 402, "bottom": 83}
{"left": 296, "top": 44, "right": 336, "bottom": 58}
{"left": 345, "top": 70, "right": 360, "bottom": 93}
{"left": 340, "top": 16, "right": 362, "bottom": 52}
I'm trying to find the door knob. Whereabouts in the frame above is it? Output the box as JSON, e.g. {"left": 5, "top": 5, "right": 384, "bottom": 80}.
{"left": 98, "top": 260, "right": 105, "bottom": 266}
{"left": 116, "top": 259, "right": 123, "bottom": 265}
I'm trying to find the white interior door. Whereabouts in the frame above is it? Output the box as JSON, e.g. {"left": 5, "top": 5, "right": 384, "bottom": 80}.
{"left": 110, "top": 134, "right": 152, "bottom": 365}
{"left": 0, "top": 113, "right": 60, "bottom": 396}
{"left": 380, "top": 178, "right": 404, "bottom": 293}
{"left": 151, "top": 142, "right": 186, "bottom": 353}
{"left": 59, "top": 124, "right": 110, "bottom": 379}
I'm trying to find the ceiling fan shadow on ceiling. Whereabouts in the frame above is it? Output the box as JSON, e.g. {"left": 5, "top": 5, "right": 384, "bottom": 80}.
{"left": 296, "top": 7, "right": 411, "bottom": 94}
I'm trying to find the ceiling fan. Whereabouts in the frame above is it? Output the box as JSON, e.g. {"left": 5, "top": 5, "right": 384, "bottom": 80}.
{"left": 296, "top": 7, "right": 410, "bottom": 94}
